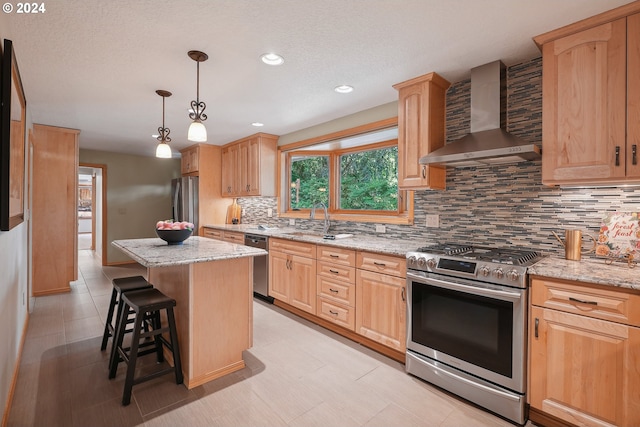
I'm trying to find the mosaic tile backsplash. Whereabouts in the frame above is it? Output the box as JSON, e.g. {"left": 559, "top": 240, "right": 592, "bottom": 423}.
{"left": 238, "top": 57, "right": 640, "bottom": 261}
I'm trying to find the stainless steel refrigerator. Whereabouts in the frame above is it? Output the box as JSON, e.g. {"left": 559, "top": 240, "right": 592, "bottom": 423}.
{"left": 171, "top": 176, "right": 199, "bottom": 235}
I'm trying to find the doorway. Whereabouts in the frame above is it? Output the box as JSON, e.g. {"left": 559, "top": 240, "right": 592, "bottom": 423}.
{"left": 78, "top": 164, "right": 106, "bottom": 264}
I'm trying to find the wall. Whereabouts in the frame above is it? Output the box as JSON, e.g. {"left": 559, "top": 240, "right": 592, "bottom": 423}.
{"left": 0, "top": 15, "right": 30, "bottom": 423}
{"left": 79, "top": 149, "right": 181, "bottom": 264}
{"left": 240, "top": 57, "right": 640, "bottom": 263}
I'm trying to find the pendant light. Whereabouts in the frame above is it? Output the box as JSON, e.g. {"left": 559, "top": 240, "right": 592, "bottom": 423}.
{"left": 155, "top": 90, "right": 172, "bottom": 158}
{"left": 187, "top": 50, "right": 208, "bottom": 142}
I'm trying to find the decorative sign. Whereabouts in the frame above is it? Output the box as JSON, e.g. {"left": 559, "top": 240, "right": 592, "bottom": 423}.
{"left": 596, "top": 212, "right": 640, "bottom": 259}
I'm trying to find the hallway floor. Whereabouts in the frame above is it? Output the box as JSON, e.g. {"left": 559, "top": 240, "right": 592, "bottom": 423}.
{"left": 8, "top": 249, "right": 528, "bottom": 427}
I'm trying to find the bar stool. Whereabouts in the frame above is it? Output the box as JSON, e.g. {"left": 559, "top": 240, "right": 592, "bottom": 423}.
{"left": 100, "top": 276, "right": 153, "bottom": 352}
{"left": 108, "top": 288, "right": 183, "bottom": 406}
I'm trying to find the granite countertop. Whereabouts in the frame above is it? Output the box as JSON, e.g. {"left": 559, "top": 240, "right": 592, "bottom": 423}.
{"left": 112, "top": 236, "right": 267, "bottom": 268}
{"left": 529, "top": 256, "right": 640, "bottom": 291}
{"left": 203, "top": 224, "right": 422, "bottom": 257}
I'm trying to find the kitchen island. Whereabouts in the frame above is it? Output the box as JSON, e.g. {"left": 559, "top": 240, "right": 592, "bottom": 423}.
{"left": 112, "top": 236, "right": 267, "bottom": 389}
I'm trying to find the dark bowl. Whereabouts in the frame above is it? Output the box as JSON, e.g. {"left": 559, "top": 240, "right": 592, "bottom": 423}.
{"left": 156, "top": 228, "right": 193, "bottom": 245}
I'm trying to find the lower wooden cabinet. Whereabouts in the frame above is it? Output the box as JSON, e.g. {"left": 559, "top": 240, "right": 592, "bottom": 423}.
{"left": 355, "top": 269, "right": 406, "bottom": 353}
{"left": 529, "top": 277, "right": 640, "bottom": 427}
{"left": 268, "top": 239, "right": 317, "bottom": 314}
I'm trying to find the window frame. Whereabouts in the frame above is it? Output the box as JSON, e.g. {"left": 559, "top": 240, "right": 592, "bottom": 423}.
{"left": 277, "top": 118, "right": 414, "bottom": 225}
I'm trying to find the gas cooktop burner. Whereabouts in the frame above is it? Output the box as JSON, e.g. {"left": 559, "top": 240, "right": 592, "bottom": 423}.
{"left": 413, "top": 244, "right": 543, "bottom": 266}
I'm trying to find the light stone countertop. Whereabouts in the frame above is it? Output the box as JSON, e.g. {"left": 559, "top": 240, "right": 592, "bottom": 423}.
{"left": 203, "top": 224, "right": 422, "bottom": 257}
{"left": 528, "top": 256, "right": 640, "bottom": 291}
{"left": 112, "top": 236, "right": 267, "bottom": 268}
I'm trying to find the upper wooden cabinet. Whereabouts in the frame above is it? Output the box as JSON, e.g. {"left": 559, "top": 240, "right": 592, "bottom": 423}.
{"left": 221, "top": 133, "right": 278, "bottom": 197}
{"left": 534, "top": 3, "right": 640, "bottom": 185}
{"left": 180, "top": 144, "right": 200, "bottom": 175}
{"left": 393, "top": 72, "right": 450, "bottom": 190}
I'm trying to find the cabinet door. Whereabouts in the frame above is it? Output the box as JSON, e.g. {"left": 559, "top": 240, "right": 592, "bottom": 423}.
{"left": 628, "top": 13, "right": 640, "bottom": 178}
{"left": 268, "top": 251, "right": 290, "bottom": 303}
{"left": 394, "top": 73, "right": 449, "bottom": 190}
{"left": 238, "top": 140, "right": 250, "bottom": 195}
{"left": 541, "top": 18, "right": 627, "bottom": 185}
{"left": 181, "top": 146, "right": 199, "bottom": 175}
{"left": 289, "top": 254, "right": 317, "bottom": 314}
{"left": 530, "top": 306, "right": 640, "bottom": 427}
{"left": 246, "top": 137, "right": 261, "bottom": 196}
{"left": 355, "top": 269, "right": 406, "bottom": 352}
{"left": 221, "top": 145, "right": 238, "bottom": 196}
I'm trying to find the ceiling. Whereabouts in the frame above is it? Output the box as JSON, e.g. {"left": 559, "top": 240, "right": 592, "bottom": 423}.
{"left": 5, "top": 0, "right": 634, "bottom": 158}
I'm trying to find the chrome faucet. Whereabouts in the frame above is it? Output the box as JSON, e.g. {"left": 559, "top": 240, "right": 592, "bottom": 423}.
{"left": 310, "top": 202, "right": 330, "bottom": 235}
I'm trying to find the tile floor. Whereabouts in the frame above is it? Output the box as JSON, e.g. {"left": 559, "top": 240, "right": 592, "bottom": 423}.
{"left": 8, "top": 249, "right": 534, "bottom": 427}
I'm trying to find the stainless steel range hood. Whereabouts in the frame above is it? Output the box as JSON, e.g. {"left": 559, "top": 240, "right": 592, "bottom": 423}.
{"left": 420, "top": 61, "right": 540, "bottom": 167}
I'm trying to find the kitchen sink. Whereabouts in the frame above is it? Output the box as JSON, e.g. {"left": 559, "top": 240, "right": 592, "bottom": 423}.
{"left": 286, "top": 232, "right": 353, "bottom": 240}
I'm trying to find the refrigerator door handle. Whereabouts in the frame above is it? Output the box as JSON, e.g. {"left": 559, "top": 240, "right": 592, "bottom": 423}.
{"left": 173, "top": 180, "right": 181, "bottom": 221}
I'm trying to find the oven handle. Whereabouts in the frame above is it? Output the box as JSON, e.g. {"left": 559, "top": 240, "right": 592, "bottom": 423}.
{"left": 408, "top": 273, "right": 523, "bottom": 301}
{"left": 431, "top": 360, "right": 521, "bottom": 402}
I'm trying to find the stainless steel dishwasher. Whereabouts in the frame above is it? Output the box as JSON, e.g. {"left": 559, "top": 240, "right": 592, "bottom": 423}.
{"left": 244, "top": 233, "right": 273, "bottom": 303}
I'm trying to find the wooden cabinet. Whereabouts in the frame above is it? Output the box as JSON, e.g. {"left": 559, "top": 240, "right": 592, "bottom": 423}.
{"left": 316, "top": 246, "right": 356, "bottom": 330}
{"left": 268, "top": 238, "right": 317, "bottom": 314}
{"left": 179, "top": 144, "right": 227, "bottom": 233}
{"left": 221, "top": 133, "right": 278, "bottom": 197}
{"left": 529, "top": 277, "right": 640, "bottom": 427}
{"left": 201, "top": 227, "right": 244, "bottom": 244}
{"left": 534, "top": 4, "right": 640, "bottom": 185}
{"left": 32, "top": 124, "right": 79, "bottom": 296}
{"left": 393, "top": 72, "right": 450, "bottom": 190}
{"left": 180, "top": 145, "right": 200, "bottom": 175}
{"left": 355, "top": 251, "right": 406, "bottom": 352}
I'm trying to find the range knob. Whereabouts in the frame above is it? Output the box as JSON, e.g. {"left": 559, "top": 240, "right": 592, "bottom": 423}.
{"left": 479, "top": 266, "right": 491, "bottom": 277}
{"left": 493, "top": 268, "right": 504, "bottom": 279}
{"left": 426, "top": 258, "right": 437, "bottom": 269}
{"left": 507, "top": 269, "right": 520, "bottom": 281}
{"left": 417, "top": 257, "right": 427, "bottom": 268}
{"left": 408, "top": 255, "right": 418, "bottom": 265}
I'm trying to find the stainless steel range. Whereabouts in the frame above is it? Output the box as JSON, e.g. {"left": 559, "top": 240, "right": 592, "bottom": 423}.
{"left": 405, "top": 244, "right": 545, "bottom": 425}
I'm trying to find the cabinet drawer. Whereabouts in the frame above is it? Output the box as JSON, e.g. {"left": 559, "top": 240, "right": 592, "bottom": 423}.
{"left": 317, "top": 296, "right": 355, "bottom": 331}
{"left": 317, "top": 245, "right": 356, "bottom": 266}
{"left": 531, "top": 277, "right": 640, "bottom": 327}
{"left": 317, "top": 261, "right": 355, "bottom": 283}
{"left": 269, "top": 238, "right": 316, "bottom": 258}
{"left": 317, "top": 276, "right": 355, "bottom": 306}
{"left": 356, "top": 252, "right": 406, "bottom": 278}
{"left": 202, "top": 228, "right": 222, "bottom": 240}
{"left": 223, "top": 231, "right": 245, "bottom": 244}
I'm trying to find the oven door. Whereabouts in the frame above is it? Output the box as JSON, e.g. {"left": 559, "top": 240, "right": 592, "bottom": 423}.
{"left": 406, "top": 270, "right": 527, "bottom": 393}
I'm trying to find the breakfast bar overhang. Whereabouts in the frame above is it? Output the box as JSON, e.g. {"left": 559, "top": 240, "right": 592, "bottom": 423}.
{"left": 112, "top": 236, "right": 267, "bottom": 388}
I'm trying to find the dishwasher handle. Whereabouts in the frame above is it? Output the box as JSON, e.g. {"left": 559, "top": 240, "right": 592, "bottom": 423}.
{"left": 244, "top": 234, "right": 268, "bottom": 250}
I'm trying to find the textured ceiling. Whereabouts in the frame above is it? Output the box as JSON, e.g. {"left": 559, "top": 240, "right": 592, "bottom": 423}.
{"left": 4, "top": 0, "right": 634, "bottom": 157}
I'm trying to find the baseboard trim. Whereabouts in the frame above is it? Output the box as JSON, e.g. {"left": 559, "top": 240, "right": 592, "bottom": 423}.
{"left": 2, "top": 312, "right": 29, "bottom": 427}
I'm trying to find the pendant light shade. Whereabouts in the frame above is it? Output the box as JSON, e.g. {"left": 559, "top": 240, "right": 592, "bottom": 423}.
{"left": 188, "top": 120, "right": 207, "bottom": 142}
{"left": 155, "top": 89, "right": 172, "bottom": 158}
{"left": 187, "top": 50, "right": 208, "bottom": 142}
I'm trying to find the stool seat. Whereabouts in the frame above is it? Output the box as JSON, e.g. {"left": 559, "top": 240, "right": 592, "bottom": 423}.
{"left": 100, "top": 276, "right": 152, "bottom": 352}
{"left": 109, "top": 287, "right": 183, "bottom": 406}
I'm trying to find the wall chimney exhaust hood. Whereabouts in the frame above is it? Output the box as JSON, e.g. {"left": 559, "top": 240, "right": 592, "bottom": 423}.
{"left": 419, "top": 61, "right": 540, "bottom": 167}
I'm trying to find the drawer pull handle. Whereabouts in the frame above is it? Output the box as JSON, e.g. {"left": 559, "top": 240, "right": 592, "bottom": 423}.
{"left": 401, "top": 287, "right": 406, "bottom": 302}
{"left": 569, "top": 297, "right": 597, "bottom": 306}
{"left": 615, "top": 146, "right": 620, "bottom": 166}
{"left": 535, "top": 318, "right": 539, "bottom": 338}
{"left": 633, "top": 144, "right": 638, "bottom": 165}
{"left": 422, "top": 165, "right": 426, "bottom": 178}
{"left": 373, "top": 262, "right": 386, "bottom": 267}
{"left": 329, "top": 254, "right": 339, "bottom": 258}
{"left": 329, "top": 269, "right": 339, "bottom": 274}
{"left": 329, "top": 288, "right": 339, "bottom": 293}
{"left": 329, "top": 310, "right": 338, "bottom": 316}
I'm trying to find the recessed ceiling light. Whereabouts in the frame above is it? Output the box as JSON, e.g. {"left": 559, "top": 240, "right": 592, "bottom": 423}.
{"left": 152, "top": 134, "right": 160, "bottom": 138}
{"left": 261, "top": 53, "right": 284, "bottom": 66}
{"left": 334, "top": 85, "right": 354, "bottom": 94}
{"left": 251, "top": 122, "right": 264, "bottom": 127}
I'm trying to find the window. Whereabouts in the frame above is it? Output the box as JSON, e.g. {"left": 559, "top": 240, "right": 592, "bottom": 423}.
{"left": 339, "top": 145, "right": 398, "bottom": 211}
{"left": 280, "top": 120, "right": 413, "bottom": 224}
{"left": 290, "top": 154, "right": 329, "bottom": 210}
